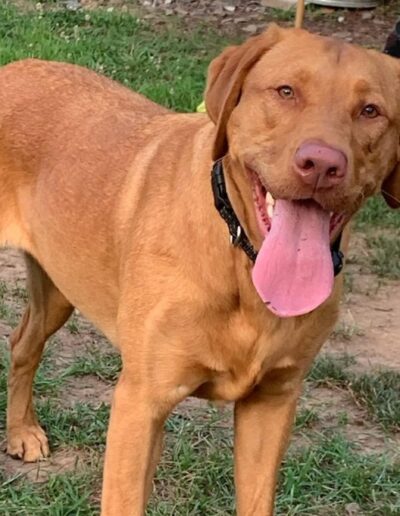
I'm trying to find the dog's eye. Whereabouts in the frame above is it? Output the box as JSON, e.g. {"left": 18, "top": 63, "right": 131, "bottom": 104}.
{"left": 361, "top": 104, "right": 380, "bottom": 119}
{"left": 277, "top": 85, "right": 294, "bottom": 99}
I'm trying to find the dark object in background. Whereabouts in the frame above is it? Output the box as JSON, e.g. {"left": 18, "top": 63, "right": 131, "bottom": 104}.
{"left": 384, "top": 21, "right": 400, "bottom": 58}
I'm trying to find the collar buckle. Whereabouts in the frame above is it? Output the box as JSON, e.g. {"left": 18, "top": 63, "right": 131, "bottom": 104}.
{"left": 230, "top": 226, "right": 242, "bottom": 247}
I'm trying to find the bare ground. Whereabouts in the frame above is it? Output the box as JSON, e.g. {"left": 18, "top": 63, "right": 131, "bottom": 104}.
{"left": 77, "top": 0, "right": 400, "bottom": 48}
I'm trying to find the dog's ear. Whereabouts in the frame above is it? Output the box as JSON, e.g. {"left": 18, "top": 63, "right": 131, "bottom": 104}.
{"left": 382, "top": 164, "right": 400, "bottom": 208}
{"left": 205, "top": 24, "right": 282, "bottom": 161}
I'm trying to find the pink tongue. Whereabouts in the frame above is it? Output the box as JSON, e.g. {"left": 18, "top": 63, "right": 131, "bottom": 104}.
{"left": 252, "top": 199, "right": 333, "bottom": 318}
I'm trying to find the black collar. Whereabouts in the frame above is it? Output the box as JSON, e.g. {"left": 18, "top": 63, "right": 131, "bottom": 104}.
{"left": 211, "top": 160, "right": 344, "bottom": 276}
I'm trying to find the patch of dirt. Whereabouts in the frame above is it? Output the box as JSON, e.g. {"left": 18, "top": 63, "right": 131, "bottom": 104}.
{"left": 0, "top": 448, "right": 88, "bottom": 483}
{"left": 0, "top": 248, "right": 25, "bottom": 283}
{"left": 65, "top": 0, "right": 400, "bottom": 48}
{"left": 297, "top": 385, "right": 400, "bottom": 454}
{"left": 327, "top": 272, "right": 400, "bottom": 371}
{"left": 61, "top": 375, "right": 113, "bottom": 407}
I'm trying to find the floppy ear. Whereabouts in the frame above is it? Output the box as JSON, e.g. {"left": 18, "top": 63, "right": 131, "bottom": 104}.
{"left": 382, "top": 165, "right": 400, "bottom": 208}
{"left": 205, "top": 24, "right": 282, "bottom": 161}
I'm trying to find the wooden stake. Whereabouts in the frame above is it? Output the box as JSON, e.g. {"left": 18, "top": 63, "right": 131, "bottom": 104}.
{"left": 295, "top": 0, "right": 305, "bottom": 28}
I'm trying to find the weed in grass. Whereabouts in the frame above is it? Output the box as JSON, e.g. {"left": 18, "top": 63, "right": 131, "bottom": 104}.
{"left": 0, "top": 281, "right": 28, "bottom": 303}
{"left": 37, "top": 400, "right": 109, "bottom": 449}
{"left": 0, "top": 469, "right": 100, "bottom": 515}
{"left": 269, "top": 8, "right": 295, "bottom": 22}
{"left": 295, "top": 408, "right": 320, "bottom": 431}
{"left": 0, "top": 301, "right": 10, "bottom": 320}
{"left": 66, "top": 316, "right": 80, "bottom": 335}
{"left": 65, "top": 348, "right": 121, "bottom": 383}
{"left": 278, "top": 433, "right": 400, "bottom": 515}
{"left": 0, "top": 281, "right": 13, "bottom": 321}
{"left": 309, "top": 355, "right": 400, "bottom": 432}
{"left": 367, "top": 232, "right": 400, "bottom": 279}
{"left": 333, "top": 317, "right": 363, "bottom": 341}
{"left": 337, "top": 411, "right": 349, "bottom": 426}
{"left": 0, "top": 345, "right": 8, "bottom": 416}
{"left": 343, "top": 272, "right": 354, "bottom": 294}
{"left": 0, "top": 281, "right": 7, "bottom": 297}
{"left": 350, "top": 370, "right": 400, "bottom": 432}
{"left": 10, "top": 284, "right": 28, "bottom": 303}
{"left": 353, "top": 196, "right": 400, "bottom": 278}
{"left": 308, "top": 354, "right": 354, "bottom": 387}
{"left": 355, "top": 196, "right": 400, "bottom": 230}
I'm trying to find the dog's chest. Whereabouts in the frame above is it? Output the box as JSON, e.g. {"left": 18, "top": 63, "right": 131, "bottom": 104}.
{"left": 151, "top": 290, "right": 339, "bottom": 405}
{"left": 192, "top": 309, "right": 303, "bottom": 402}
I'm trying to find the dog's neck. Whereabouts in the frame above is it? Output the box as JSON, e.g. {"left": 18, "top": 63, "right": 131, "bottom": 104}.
{"left": 186, "top": 147, "right": 263, "bottom": 310}
{"left": 220, "top": 155, "right": 265, "bottom": 252}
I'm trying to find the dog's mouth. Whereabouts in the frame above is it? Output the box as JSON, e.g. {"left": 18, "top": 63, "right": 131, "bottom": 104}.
{"left": 248, "top": 170, "right": 345, "bottom": 319}
{"left": 250, "top": 170, "right": 345, "bottom": 238}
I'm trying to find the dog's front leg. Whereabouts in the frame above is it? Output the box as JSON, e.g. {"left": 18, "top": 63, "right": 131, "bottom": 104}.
{"left": 234, "top": 377, "right": 301, "bottom": 516}
{"left": 101, "top": 371, "right": 169, "bottom": 516}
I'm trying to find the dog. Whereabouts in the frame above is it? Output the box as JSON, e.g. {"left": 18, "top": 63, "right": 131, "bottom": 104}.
{"left": 1, "top": 24, "right": 399, "bottom": 515}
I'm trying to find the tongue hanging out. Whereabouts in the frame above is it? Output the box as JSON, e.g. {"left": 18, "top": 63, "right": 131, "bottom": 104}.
{"left": 252, "top": 199, "right": 334, "bottom": 318}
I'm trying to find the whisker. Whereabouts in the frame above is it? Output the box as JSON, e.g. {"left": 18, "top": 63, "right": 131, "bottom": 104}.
{"left": 382, "top": 189, "right": 400, "bottom": 205}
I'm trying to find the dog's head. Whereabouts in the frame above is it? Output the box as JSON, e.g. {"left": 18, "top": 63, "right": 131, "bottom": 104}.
{"left": 205, "top": 26, "right": 400, "bottom": 317}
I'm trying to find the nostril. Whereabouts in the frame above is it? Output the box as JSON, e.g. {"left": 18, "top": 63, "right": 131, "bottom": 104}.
{"left": 327, "top": 166, "right": 338, "bottom": 176}
{"left": 303, "top": 159, "right": 314, "bottom": 171}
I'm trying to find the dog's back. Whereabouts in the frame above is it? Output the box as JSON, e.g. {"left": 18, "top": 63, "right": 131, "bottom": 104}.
{"left": 0, "top": 59, "right": 212, "bottom": 339}
{"left": 0, "top": 59, "right": 167, "bottom": 249}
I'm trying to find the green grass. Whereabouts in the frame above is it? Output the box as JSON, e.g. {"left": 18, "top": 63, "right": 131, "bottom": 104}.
{"left": 353, "top": 196, "right": 400, "bottom": 279}
{"left": 309, "top": 354, "right": 400, "bottom": 432}
{"left": 351, "top": 371, "right": 400, "bottom": 432}
{"left": 0, "top": 281, "right": 10, "bottom": 319}
{"left": 0, "top": 469, "right": 100, "bottom": 515}
{"left": 65, "top": 348, "right": 121, "bottom": 383}
{"left": 278, "top": 434, "right": 400, "bottom": 515}
{"left": 308, "top": 353, "right": 354, "bottom": 387}
{"left": 0, "top": 2, "right": 226, "bottom": 113}
{"left": 1, "top": 412, "right": 399, "bottom": 515}
{"left": 150, "top": 415, "right": 400, "bottom": 515}
{"left": 367, "top": 232, "right": 400, "bottom": 279}
{"left": 355, "top": 196, "right": 400, "bottom": 230}
{"left": 1, "top": 343, "right": 399, "bottom": 513}
{"left": 295, "top": 407, "right": 320, "bottom": 431}
{"left": 37, "top": 401, "right": 109, "bottom": 449}
{"left": 0, "top": 281, "right": 20, "bottom": 326}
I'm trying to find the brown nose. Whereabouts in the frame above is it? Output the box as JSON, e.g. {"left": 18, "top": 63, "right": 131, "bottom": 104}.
{"left": 294, "top": 141, "right": 347, "bottom": 188}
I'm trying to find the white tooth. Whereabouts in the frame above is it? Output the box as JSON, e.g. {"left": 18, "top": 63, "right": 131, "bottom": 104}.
{"left": 266, "top": 192, "right": 275, "bottom": 206}
{"left": 267, "top": 204, "right": 274, "bottom": 218}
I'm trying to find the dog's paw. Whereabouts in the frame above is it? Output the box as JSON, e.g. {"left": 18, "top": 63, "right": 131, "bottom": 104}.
{"left": 6, "top": 424, "right": 50, "bottom": 462}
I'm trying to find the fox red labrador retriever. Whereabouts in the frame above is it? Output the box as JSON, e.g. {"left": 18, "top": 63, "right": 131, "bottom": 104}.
{"left": 1, "top": 24, "right": 399, "bottom": 515}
